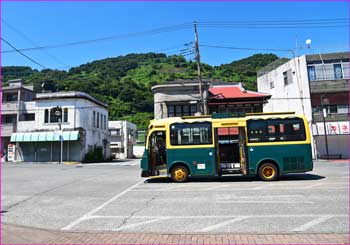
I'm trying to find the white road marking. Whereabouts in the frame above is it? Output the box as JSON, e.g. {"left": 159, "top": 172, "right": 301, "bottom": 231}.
{"left": 205, "top": 184, "right": 230, "bottom": 190}
{"left": 216, "top": 200, "right": 314, "bottom": 204}
{"left": 61, "top": 179, "right": 144, "bottom": 230}
{"left": 113, "top": 218, "right": 169, "bottom": 231}
{"left": 293, "top": 215, "right": 333, "bottom": 232}
{"left": 86, "top": 214, "right": 347, "bottom": 219}
{"left": 303, "top": 183, "right": 325, "bottom": 189}
{"left": 198, "top": 217, "right": 248, "bottom": 232}
{"left": 252, "top": 183, "right": 275, "bottom": 190}
{"left": 215, "top": 194, "right": 304, "bottom": 200}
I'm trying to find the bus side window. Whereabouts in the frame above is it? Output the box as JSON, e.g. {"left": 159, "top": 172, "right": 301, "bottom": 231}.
{"left": 248, "top": 118, "right": 306, "bottom": 143}
{"left": 285, "top": 119, "right": 306, "bottom": 141}
{"left": 267, "top": 118, "right": 306, "bottom": 142}
{"left": 170, "top": 122, "right": 212, "bottom": 145}
{"left": 247, "top": 120, "right": 267, "bottom": 142}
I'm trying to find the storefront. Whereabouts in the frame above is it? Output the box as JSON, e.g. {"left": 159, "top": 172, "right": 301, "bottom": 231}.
{"left": 10, "top": 131, "right": 82, "bottom": 162}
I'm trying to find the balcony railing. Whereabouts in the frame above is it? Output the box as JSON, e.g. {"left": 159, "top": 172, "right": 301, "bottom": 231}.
{"left": 1, "top": 102, "right": 18, "bottom": 114}
{"left": 1, "top": 123, "right": 15, "bottom": 137}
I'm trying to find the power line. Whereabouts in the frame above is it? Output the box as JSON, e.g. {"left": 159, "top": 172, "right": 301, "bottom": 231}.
{"left": 1, "top": 37, "right": 47, "bottom": 69}
{"left": 1, "top": 18, "right": 68, "bottom": 67}
{"left": 197, "top": 24, "right": 348, "bottom": 29}
{"left": 200, "top": 44, "right": 292, "bottom": 52}
{"left": 198, "top": 18, "right": 349, "bottom": 23}
{"left": 2, "top": 23, "right": 192, "bottom": 53}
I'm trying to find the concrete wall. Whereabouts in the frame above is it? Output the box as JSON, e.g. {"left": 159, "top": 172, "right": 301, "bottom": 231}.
{"left": 257, "top": 55, "right": 312, "bottom": 122}
{"left": 314, "top": 135, "right": 349, "bottom": 159}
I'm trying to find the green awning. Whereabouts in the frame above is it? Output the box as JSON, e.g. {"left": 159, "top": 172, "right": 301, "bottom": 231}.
{"left": 11, "top": 131, "right": 80, "bottom": 142}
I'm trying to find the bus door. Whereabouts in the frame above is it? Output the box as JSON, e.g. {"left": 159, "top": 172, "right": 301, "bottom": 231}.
{"left": 216, "top": 127, "right": 240, "bottom": 174}
{"left": 149, "top": 131, "right": 166, "bottom": 175}
{"left": 238, "top": 127, "right": 248, "bottom": 175}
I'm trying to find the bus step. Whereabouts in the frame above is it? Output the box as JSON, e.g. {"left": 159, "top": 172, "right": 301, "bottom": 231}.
{"left": 221, "top": 168, "right": 242, "bottom": 174}
{"left": 220, "top": 162, "right": 241, "bottom": 169}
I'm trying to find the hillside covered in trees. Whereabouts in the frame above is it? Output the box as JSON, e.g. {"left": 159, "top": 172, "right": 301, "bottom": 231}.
{"left": 2, "top": 53, "right": 279, "bottom": 128}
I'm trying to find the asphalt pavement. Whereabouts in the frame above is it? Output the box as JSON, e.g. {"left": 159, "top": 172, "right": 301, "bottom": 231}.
{"left": 1, "top": 159, "right": 349, "bottom": 235}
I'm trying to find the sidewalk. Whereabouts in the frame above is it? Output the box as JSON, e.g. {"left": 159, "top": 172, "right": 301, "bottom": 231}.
{"left": 2, "top": 223, "right": 349, "bottom": 244}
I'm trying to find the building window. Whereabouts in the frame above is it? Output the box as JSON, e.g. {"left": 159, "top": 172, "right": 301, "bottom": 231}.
{"left": 170, "top": 122, "right": 212, "bottom": 145}
{"left": 45, "top": 109, "right": 49, "bottom": 123}
{"left": 167, "top": 104, "right": 197, "bottom": 117}
{"left": 49, "top": 108, "right": 61, "bottom": 123}
{"left": 269, "top": 81, "right": 275, "bottom": 89}
{"left": 283, "top": 69, "right": 292, "bottom": 86}
{"left": 63, "top": 108, "right": 68, "bottom": 123}
{"left": 93, "top": 111, "right": 96, "bottom": 127}
{"left": 183, "top": 105, "right": 189, "bottom": 116}
{"left": 19, "top": 113, "right": 35, "bottom": 121}
{"left": 101, "top": 114, "right": 103, "bottom": 129}
{"left": 307, "top": 66, "right": 316, "bottom": 81}
{"left": 45, "top": 107, "right": 67, "bottom": 123}
{"left": 4, "top": 116, "right": 16, "bottom": 124}
{"left": 338, "top": 105, "right": 349, "bottom": 114}
{"left": 5, "top": 94, "right": 18, "bottom": 102}
{"left": 312, "top": 104, "right": 350, "bottom": 115}
{"left": 342, "top": 62, "right": 350, "bottom": 79}
{"left": 333, "top": 64, "right": 343, "bottom": 79}
{"left": 168, "top": 105, "right": 175, "bottom": 117}
{"left": 97, "top": 112, "right": 100, "bottom": 128}
{"left": 111, "top": 129, "right": 121, "bottom": 136}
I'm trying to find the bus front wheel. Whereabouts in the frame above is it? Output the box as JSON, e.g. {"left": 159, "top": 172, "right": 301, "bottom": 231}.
{"left": 171, "top": 165, "right": 189, "bottom": 183}
{"left": 258, "top": 163, "right": 278, "bottom": 181}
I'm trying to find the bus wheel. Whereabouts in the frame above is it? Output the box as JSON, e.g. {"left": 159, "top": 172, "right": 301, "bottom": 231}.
{"left": 171, "top": 165, "right": 188, "bottom": 183}
{"left": 258, "top": 163, "right": 278, "bottom": 181}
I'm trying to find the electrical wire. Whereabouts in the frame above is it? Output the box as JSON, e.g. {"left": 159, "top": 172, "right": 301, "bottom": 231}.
{"left": 1, "top": 37, "right": 47, "bottom": 69}
{"left": 2, "top": 23, "right": 192, "bottom": 53}
{"left": 200, "top": 44, "right": 292, "bottom": 52}
{"left": 2, "top": 18, "right": 68, "bottom": 67}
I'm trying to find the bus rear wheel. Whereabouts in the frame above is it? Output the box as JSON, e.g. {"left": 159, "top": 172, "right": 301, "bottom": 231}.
{"left": 258, "top": 163, "right": 278, "bottom": 181}
{"left": 171, "top": 165, "right": 188, "bottom": 183}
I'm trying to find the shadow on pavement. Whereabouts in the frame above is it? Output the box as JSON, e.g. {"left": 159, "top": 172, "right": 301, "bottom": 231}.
{"left": 145, "top": 173, "right": 325, "bottom": 183}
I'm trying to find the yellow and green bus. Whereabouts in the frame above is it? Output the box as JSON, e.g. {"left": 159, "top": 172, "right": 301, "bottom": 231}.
{"left": 141, "top": 112, "right": 313, "bottom": 182}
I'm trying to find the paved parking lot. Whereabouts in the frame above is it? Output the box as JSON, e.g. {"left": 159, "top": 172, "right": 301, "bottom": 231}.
{"left": 1, "top": 160, "right": 349, "bottom": 236}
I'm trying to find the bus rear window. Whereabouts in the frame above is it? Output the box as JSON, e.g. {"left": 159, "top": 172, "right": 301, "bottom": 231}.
{"left": 247, "top": 118, "right": 306, "bottom": 143}
{"left": 170, "top": 122, "right": 212, "bottom": 145}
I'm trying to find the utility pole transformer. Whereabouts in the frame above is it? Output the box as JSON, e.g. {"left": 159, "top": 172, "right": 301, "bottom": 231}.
{"left": 194, "top": 21, "right": 205, "bottom": 115}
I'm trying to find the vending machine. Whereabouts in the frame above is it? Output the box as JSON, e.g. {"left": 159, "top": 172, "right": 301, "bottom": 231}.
{"left": 7, "top": 144, "right": 16, "bottom": 162}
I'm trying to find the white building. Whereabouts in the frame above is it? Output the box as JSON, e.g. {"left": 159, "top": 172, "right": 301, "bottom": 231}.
{"left": 257, "top": 52, "right": 349, "bottom": 159}
{"left": 1, "top": 79, "right": 35, "bottom": 156}
{"left": 10, "top": 91, "right": 110, "bottom": 162}
{"left": 109, "top": 121, "right": 137, "bottom": 159}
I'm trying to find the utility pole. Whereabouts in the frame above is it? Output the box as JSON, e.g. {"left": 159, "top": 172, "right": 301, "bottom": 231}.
{"left": 322, "top": 106, "right": 329, "bottom": 159}
{"left": 194, "top": 21, "right": 204, "bottom": 115}
{"left": 54, "top": 106, "right": 63, "bottom": 164}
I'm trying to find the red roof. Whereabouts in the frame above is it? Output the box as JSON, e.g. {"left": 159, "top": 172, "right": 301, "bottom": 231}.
{"left": 209, "top": 86, "right": 270, "bottom": 99}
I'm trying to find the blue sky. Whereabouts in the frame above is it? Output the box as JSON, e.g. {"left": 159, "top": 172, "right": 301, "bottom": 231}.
{"left": 1, "top": 1, "right": 349, "bottom": 70}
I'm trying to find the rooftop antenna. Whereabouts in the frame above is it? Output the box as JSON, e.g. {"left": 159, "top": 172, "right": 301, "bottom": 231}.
{"left": 305, "top": 39, "right": 312, "bottom": 53}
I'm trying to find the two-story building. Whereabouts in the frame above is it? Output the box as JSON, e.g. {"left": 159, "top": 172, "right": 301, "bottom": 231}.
{"left": 152, "top": 79, "right": 270, "bottom": 119}
{"left": 1, "top": 79, "right": 35, "bottom": 156}
{"left": 109, "top": 120, "right": 137, "bottom": 159}
{"left": 10, "top": 91, "right": 110, "bottom": 162}
{"left": 257, "top": 52, "right": 349, "bottom": 159}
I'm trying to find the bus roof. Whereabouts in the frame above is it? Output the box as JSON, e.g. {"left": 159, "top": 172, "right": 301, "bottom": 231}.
{"left": 149, "top": 112, "right": 307, "bottom": 129}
